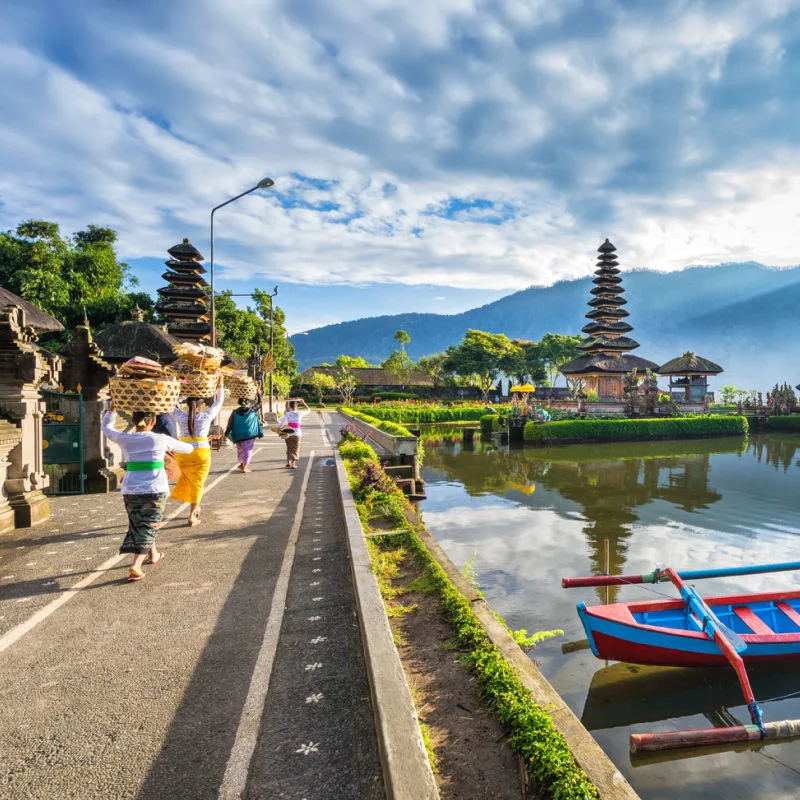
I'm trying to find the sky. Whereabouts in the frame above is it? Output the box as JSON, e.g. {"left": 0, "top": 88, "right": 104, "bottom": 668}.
{"left": 2, "top": 0, "right": 800, "bottom": 333}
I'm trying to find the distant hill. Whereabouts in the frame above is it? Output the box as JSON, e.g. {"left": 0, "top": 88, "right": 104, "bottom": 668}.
{"left": 289, "top": 263, "right": 800, "bottom": 388}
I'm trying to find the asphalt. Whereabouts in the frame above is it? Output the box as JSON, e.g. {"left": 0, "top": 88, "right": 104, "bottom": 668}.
{"left": 0, "top": 411, "right": 384, "bottom": 800}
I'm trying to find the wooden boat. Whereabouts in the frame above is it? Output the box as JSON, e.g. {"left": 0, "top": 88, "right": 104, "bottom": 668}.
{"left": 577, "top": 589, "right": 800, "bottom": 667}
{"left": 562, "top": 561, "right": 800, "bottom": 753}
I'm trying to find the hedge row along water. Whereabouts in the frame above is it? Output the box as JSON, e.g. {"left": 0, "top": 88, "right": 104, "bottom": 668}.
{"left": 340, "top": 407, "right": 415, "bottom": 437}
{"left": 352, "top": 402, "right": 502, "bottom": 423}
{"left": 524, "top": 415, "right": 748, "bottom": 444}
{"left": 338, "top": 439, "right": 599, "bottom": 799}
{"left": 766, "top": 416, "right": 800, "bottom": 431}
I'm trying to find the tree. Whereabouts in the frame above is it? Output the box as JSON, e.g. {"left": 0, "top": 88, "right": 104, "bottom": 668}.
{"left": 538, "top": 333, "right": 583, "bottom": 386}
{"left": 214, "top": 291, "right": 268, "bottom": 360}
{"left": 334, "top": 366, "right": 360, "bottom": 405}
{"left": 381, "top": 349, "right": 414, "bottom": 385}
{"left": 442, "top": 329, "right": 519, "bottom": 402}
{"left": 720, "top": 385, "right": 737, "bottom": 405}
{"left": 335, "top": 355, "right": 371, "bottom": 369}
{"left": 0, "top": 219, "right": 135, "bottom": 332}
{"left": 416, "top": 354, "right": 449, "bottom": 388}
{"left": 394, "top": 329, "right": 411, "bottom": 357}
{"left": 308, "top": 372, "right": 336, "bottom": 404}
{"left": 506, "top": 339, "right": 547, "bottom": 385}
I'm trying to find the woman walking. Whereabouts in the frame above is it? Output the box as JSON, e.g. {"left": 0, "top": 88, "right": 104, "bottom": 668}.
{"left": 102, "top": 403, "right": 193, "bottom": 582}
{"left": 172, "top": 375, "right": 225, "bottom": 526}
{"left": 225, "top": 397, "right": 263, "bottom": 472}
{"left": 278, "top": 397, "right": 311, "bottom": 469}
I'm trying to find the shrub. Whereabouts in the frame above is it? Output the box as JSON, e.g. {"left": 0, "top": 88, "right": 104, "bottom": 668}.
{"left": 369, "top": 391, "right": 418, "bottom": 401}
{"left": 338, "top": 439, "right": 378, "bottom": 461}
{"left": 352, "top": 401, "right": 506, "bottom": 424}
{"left": 524, "top": 415, "right": 748, "bottom": 444}
{"left": 480, "top": 414, "right": 496, "bottom": 437}
{"left": 341, "top": 407, "right": 414, "bottom": 437}
{"left": 766, "top": 416, "right": 800, "bottom": 431}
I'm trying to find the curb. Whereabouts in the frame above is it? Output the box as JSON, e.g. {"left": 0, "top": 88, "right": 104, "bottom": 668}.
{"left": 333, "top": 447, "right": 439, "bottom": 800}
{"left": 411, "top": 518, "right": 640, "bottom": 800}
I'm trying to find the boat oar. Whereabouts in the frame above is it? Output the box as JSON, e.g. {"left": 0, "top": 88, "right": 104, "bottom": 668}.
{"left": 631, "top": 719, "right": 800, "bottom": 753}
{"left": 562, "top": 559, "right": 800, "bottom": 589}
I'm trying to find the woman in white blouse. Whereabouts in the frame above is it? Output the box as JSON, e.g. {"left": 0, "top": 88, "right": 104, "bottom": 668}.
{"left": 102, "top": 403, "right": 193, "bottom": 582}
{"left": 171, "top": 376, "right": 225, "bottom": 526}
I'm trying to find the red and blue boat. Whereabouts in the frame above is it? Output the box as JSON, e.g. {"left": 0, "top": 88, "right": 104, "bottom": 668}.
{"left": 562, "top": 561, "right": 800, "bottom": 753}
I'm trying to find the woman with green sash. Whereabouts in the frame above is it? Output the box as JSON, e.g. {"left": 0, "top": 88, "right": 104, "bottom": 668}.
{"left": 102, "top": 403, "right": 193, "bottom": 582}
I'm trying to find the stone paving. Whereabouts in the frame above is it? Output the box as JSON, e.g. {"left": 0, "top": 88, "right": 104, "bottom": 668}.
{"left": 0, "top": 412, "right": 385, "bottom": 799}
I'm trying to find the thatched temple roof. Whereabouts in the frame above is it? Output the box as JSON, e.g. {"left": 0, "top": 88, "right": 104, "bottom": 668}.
{"left": 560, "top": 354, "right": 660, "bottom": 376}
{"left": 93, "top": 319, "right": 180, "bottom": 363}
{"left": 0, "top": 287, "right": 64, "bottom": 333}
{"left": 658, "top": 352, "right": 723, "bottom": 375}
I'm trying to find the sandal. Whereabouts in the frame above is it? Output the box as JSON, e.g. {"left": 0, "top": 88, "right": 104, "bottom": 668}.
{"left": 128, "top": 567, "right": 146, "bottom": 582}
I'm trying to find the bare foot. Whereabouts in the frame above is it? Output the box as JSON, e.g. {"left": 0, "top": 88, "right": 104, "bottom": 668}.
{"left": 145, "top": 551, "right": 164, "bottom": 565}
{"left": 188, "top": 516, "right": 200, "bottom": 527}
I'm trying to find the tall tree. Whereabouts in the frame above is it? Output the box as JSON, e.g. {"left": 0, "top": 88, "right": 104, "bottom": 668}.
{"left": 539, "top": 333, "right": 583, "bottom": 386}
{"left": 416, "top": 353, "right": 449, "bottom": 389}
{"left": 381, "top": 349, "right": 414, "bottom": 385}
{"left": 442, "top": 329, "right": 520, "bottom": 402}
{"left": 394, "top": 329, "right": 411, "bottom": 357}
{"left": 307, "top": 372, "right": 336, "bottom": 404}
{"left": 505, "top": 339, "right": 547, "bottom": 385}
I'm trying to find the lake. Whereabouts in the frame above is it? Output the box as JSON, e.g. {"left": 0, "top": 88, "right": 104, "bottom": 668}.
{"left": 420, "top": 431, "right": 800, "bottom": 800}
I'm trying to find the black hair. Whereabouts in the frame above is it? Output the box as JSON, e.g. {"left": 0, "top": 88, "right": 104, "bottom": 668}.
{"left": 131, "top": 411, "right": 156, "bottom": 430}
{"left": 186, "top": 397, "right": 200, "bottom": 438}
{"left": 288, "top": 400, "right": 298, "bottom": 411}
{"left": 237, "top": 398, "right": 248, "bottom": 407}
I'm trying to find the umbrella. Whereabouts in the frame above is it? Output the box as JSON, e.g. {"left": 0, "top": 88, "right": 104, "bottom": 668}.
{"left": 509, "top": 384, "right": 523, "bottom": 393}
{"left": 518, "top": 383, "right": 536, "bottom": 393}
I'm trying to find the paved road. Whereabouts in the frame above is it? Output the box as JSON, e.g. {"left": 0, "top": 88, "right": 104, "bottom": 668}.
{"left": 0, "top": 412, "right": 384, "bottom": 800}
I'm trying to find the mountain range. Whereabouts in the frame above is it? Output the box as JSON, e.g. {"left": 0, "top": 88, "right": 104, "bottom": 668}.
{"left": 289, "top": 263, "right": 800, "bottom": 389}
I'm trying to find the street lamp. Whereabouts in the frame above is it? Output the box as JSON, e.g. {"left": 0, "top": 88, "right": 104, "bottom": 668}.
{"left": 267, "top": 285, "right": 278, "bottom": 414}
{"left": 209, "top": 177, "right": 275, "bottom": 347}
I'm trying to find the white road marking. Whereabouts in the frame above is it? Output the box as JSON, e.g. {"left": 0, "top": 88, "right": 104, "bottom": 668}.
{"left": 0, "top": 459, "right": 245, "bottom": 656}
{"left": 218, "top": 450, "right": 315, "bottom": 800}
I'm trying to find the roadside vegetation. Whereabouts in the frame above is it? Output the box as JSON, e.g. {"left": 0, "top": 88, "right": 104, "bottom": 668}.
{"left": 339, "top": 433, "right": 599, "bottom": 799}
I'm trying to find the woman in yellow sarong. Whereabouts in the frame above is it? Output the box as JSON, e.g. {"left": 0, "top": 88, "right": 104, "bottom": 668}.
{"left": 171, "top": 375, "right": 225, "bottom": 526}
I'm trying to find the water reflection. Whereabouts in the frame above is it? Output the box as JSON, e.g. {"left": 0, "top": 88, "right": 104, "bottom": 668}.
{"left": 420, "top": 431, "right": 800, "bottom": 799}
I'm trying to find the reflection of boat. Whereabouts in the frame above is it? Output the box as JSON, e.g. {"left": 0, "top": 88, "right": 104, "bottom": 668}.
{"left": 582, "top": 661, "right": 800, "bottom": 731}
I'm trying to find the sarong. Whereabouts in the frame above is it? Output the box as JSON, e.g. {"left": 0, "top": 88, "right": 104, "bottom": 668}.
{"left": 236, "top": 438, "right": 255, "bottom": 466}
{"left": 171, "top": 445, "right": 212, "bottom": 503}
{"left": 120, "top": 493, "right": 168, "bottom": 554}
{"left": 285, "top": 434, "right": 300, "bottom": 462}
{"left": 164, "top": 451, "right": 180, "bottom": 483}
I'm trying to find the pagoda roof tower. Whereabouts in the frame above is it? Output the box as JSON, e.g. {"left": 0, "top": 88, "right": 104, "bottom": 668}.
{"left": 561, "top": 239, "right": 658, "bottom": 394}
{"left": 156, "top": 239, "right": 211, "bottom": 343}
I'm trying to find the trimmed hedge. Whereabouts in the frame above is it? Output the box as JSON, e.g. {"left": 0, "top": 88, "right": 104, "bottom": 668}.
{"left": 524, "top": 415, "right": 748, "bottom": 444}
{"left": 480, "top": 414, "right": 497, "bottom": 437}
{"left": 341, "top": 407, "right": 414, "bottom": 437}
{"left": 354, "top": 403, "right": 498, "bottom": 423}
{"left": 766, "top": 416, "right": 800, "bottom": 431}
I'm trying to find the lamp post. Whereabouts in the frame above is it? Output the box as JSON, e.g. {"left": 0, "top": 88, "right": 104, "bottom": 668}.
{"left": 209, "top": 177, "right": 274, "bottom": 347}
{"left": 268, "top": 285, "right": 278, "bottom": 414}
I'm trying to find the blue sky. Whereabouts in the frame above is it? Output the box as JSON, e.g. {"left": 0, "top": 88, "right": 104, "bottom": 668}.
{"left": 2, "top": 0, "right": 800, "bottom": 332}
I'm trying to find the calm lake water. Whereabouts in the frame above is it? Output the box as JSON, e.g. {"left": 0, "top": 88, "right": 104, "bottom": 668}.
{"left": 420, "top": 431, "right": 800, "bottom": 800}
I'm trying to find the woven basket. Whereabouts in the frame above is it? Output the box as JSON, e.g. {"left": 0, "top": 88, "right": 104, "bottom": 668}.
{"left": 178, "top": 371, "right": 219, "bottom": 399}
{"left": 109, "top": 376, "right": 181, "bottom": 414}
{"left": 230, "top": 380, "right": 257, "bottom": 401}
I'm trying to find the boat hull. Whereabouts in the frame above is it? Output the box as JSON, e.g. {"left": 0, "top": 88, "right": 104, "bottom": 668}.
{"left": 578, "top": 589, "right": 800, "bottom": 668}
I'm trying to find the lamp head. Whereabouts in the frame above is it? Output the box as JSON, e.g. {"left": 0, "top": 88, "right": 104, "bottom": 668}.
{"left": 273, "top": 285, "right": 279, "bottom": 296}
{"left": 256, "top": 177, "right": 275, "bottom": 189}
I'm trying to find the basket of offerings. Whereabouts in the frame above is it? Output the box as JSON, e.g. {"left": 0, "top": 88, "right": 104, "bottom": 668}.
{"left": 229, "top": 378, "right": 257, "bottom": 401}
{"left": 172, "top": 342, "right": 224, "bottom": 372}
{"left": 109, "top": 357, "right": 181, "bottom": 414}
{"left": 166, "top": 343, "right": 223, "bottom": 398}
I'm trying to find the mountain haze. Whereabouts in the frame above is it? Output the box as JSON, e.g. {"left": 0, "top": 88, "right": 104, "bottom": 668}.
{"left": 290, "top": 263, "right": 800, "bottom": 389}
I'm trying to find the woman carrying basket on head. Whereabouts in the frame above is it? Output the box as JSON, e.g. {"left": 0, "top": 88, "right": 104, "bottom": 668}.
{"left": 278, "top": 397, "right": 311, "bottom": 469}
{"left": 172, "top": 375, "right": 225, "bottom": 526}
{"left": 102, "top": 402, "right": 193, "bottom": 582}
{"left": 225, "top": 397, "right": 263, "bottom": 472}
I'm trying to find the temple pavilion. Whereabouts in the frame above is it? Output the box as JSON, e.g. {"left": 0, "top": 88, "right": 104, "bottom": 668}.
{"left": 560, "top": 239, "right": 658, "bottom": 399}
{"left": 157, "top": 239, "right": 211, "bottom": 343}
{"left": 658, "top": 352, "right": 723, "bottom": 403}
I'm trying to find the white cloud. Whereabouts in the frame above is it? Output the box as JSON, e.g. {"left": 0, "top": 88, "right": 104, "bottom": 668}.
{"left": 2, "top": 0, "right": 800, "bottom": 295}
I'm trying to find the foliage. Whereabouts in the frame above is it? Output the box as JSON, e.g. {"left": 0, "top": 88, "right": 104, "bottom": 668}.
{"left": 415, "top": 353, "right": 449, "bottom": 388}
{"left": 356, "top": 401, "right": 501, "bottom": 423}
{"left": 524, "top": 415, "right": 748, "bottom": 444}
{"left": 369, "top": 391, "right": 418, "bottom": 401}
{"left": 766, "top": 416, "right": 800, "bottom": 431}
{"left": 335, "top": 354, "right": 372, "bottom": 369}
{"left": 307, "top": 371, "right": 337, "bottom": 403}
{"left": 338, "top": 446, "right": 598, "bottom": 798}
{"left": 538, "top": 333, "right": 583, "bottom": 387}
{"left": 381, "top": 349, "right": 415, "bottom": 384}
{"left": 505, "top": 339, "right": 548, "bottom": 385}
{"left": 394, "top": 329, "right": 411, "bottom": 352}
{"left": 442, "top": 329, "right": 519, "bottom": 402}
{"left": 338, "top": 438, "right": 378, "bottom": 461}
{"left": 0, "top": 219, "right": 137, "bottom": 333}
{"left": 480, "top": 414, "right": 498, "bottom": 437}
{"left": 334, "top": 366, "right": 361, "bottom": 405}
{"left": 341, "top": 407, "right": 414, "bottom": 437}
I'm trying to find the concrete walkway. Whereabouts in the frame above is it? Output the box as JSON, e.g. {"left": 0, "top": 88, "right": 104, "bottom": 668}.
{"left": 0, "top": 412, "right": 384, "bottom": 799}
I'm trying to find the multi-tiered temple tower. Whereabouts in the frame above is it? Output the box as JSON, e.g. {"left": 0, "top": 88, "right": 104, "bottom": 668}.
{"left": 561, "top": 239, "right": 658, "bottom": 399}
{"left": 157, "top": 239, "right": 211, "bottom": 343}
